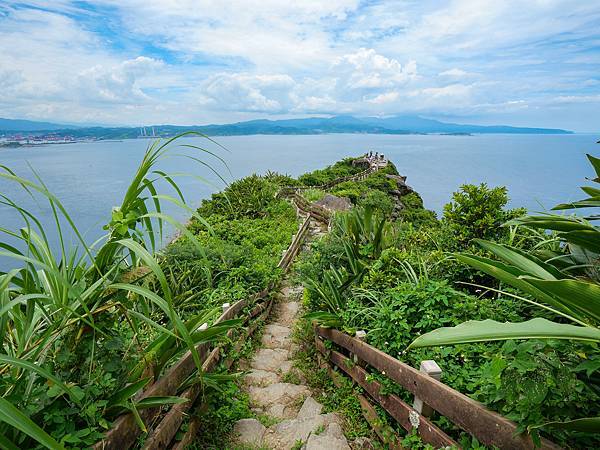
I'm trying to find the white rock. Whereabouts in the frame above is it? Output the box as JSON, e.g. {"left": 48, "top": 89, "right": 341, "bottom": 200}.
{"left": 232, "top": 418, "right": 266, "bottom": 447}
{"left": 243, "top": 369, "right": 280, "bottom": 387}
{"left": 261, "top": 324, "right": 292, "bottom": 349}
{"left": 263, "top": 413, "right": 340, "bottom": 449}
{"left": 306, "top": 423, "right": 350, "bottom": 450}
{"left": 297, "top": 397, "right": 323, "bottom": 419}
{"left": 250, "top": 348, "right": 290, "bottom": 372}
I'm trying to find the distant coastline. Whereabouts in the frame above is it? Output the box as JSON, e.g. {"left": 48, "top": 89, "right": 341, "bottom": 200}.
{"left": 0, "top": 114, "right": 572, "bottom": 146}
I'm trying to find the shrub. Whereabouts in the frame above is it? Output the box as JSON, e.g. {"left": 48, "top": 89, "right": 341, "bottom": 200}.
{"left": 357, "top": 190, "right": 394, "bottom": 217}
{"left": 474, "top": 339, "right": 600, "bottom": 447}
{"left": 196, "top": 174, "right": 278, "bottom": 219}
{"left": 443, "top": 183, "right": 524, "bottom": 247}
{"left": 298, "top": 158, "right": 363, "bottom": 186}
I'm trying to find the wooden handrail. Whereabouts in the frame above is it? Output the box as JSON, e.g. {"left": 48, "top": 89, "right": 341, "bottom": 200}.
{"left": 314, "top": 338, "right": 457, "bottom": 448}
{"left": 315, "top": 327, "right": 561, "bottom": 450}
{"left": 94, "top": 186, "right": 318, "bottom": 449}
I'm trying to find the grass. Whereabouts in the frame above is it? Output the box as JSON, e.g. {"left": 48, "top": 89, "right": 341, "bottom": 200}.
{"left": 0, "top": 134, "right": 238, "bottom": 448}
{"left": 281, "top": 369, "right": 302, "bottom": 385}
{"left": 303, "top": 188, "right": 327, "bottom": 203}
{"left": 290, "top": 315, "right": 373, "bottom": 442}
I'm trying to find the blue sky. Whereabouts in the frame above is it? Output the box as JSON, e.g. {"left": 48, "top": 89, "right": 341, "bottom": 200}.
{"left": 1, "top": 1, "right": 599, "bottom": 131}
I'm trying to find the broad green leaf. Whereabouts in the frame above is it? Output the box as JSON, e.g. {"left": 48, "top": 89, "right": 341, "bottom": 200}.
{"left": 474, "top": 239, "right": 563, "bottom": 280}
{"left": 581, "top": 186, "right": 600, "bottom": 197}
{"left": 553, "top": 197, "right": 600, "bottom": 210}
{"left": 523, "top": 277, "right": 600, "bottom": 323}
{"left": 507, "top": 214, "right": 594, "bottom": 231}
{"left": 0, "top": 397, "right": 63, "bottom": 449}
{"left": 455, "top": 254, "right": 574, "bottom": 316}
{"left": 560, "top": 230, "right": 600, "bottom": 253}
{"left": 135, "top": 396, "right": 188, "bottom": 409}
{"left": 587, "top": 153, "right": 600, "bottom": 181}
{"left": 408, "top": 318, "right": 600, "bottom": 349}
{"left": 106, "top": 378, "right": 151, "bottom": 408}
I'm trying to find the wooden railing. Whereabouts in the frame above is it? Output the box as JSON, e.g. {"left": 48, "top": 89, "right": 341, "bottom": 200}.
{"left": 314, "top": 327, "right": 561, "bottom": 450}
{"left": 279, "top": 157, "right": 386, "bottom": 195}
{"left": 93, "top": 209, "right": 312, "bottom": 449}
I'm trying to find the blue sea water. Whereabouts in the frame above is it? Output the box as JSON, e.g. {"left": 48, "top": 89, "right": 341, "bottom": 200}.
{"left": 0, "top": 133, "right": 597, "bottom": 270}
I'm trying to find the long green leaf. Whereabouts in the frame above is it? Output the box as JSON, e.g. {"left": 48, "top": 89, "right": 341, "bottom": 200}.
{"left": 523, "top": 277, "right": 600, "bottom": 323}
{"left": 455, "top": 254, "right": 573, "bottom": 316}
{"left": 0, "top": 397, "right": 63, "bottom": 449}
{"left": 559, "top": 230, "right": 600, "bottom": 253}
{"left": 474, "top": 239, "right": 562, "bottom": 280}
{"left": 507, "top": 215, "right": 595, "bottom": 231}
{"left": 408, "top": 318, "right": 600, "bottom": 349}
{"left": 0, "top": 355, "right": 78, "bottom": 403}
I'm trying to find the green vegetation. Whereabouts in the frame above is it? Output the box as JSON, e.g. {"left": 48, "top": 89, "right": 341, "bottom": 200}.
{"left": 2, "top": 146, "right": 597, "bottom": 449}
{"left": 0, "top": 135, "right": 243, "bottom": 448}
{"left": 297, "top": 155, "right": 600, "bottom": 447}
{"left": 0, "top": 136, "right": 297, "bottom": 449}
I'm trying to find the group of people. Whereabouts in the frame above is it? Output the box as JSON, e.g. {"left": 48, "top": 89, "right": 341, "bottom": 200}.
{"left": 365, "top": 151, "right": 386, "bottom": 163}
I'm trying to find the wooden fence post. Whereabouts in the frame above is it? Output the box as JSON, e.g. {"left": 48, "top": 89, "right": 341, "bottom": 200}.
{"left": 412, "top": 360, "right": 442, "bottom": 418}
{"left": 354, "top": 330, "right": 367, "bottom": 366}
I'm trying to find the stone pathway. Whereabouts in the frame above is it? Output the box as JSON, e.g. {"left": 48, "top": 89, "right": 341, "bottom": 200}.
{"left": 231, "top": 220, "right": 350, "bottom": 450}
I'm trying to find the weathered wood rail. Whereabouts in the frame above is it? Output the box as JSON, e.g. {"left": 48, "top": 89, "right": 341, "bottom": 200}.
{"left": 314, "top": 327, "right": 562, "bottom": 450}
{"left": 93, "top": 205, "right": 312, "bottom": 449}
{"left": 93, "top": 287, "right": 273, "bottom": 450}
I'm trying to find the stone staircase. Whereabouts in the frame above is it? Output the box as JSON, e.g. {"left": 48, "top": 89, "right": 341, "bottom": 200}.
{"left": 231, "top": 221, "right": 350, "bottom": 450}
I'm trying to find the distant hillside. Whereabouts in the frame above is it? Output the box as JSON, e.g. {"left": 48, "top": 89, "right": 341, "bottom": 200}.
{"left": 0, "top": 118, "right": 79, "bottom": 132}
{"left": 0, "top": 115, "right": 572, "bottom": 138}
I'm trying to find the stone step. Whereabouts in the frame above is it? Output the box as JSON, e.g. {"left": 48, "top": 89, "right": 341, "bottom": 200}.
{"left": 248, "top": 383, "right": 310, "bottom": 419}
{"left": 274, "top": 302, "right": 299, "bottom": 326}
{"left": 250, "top": 348, "right": 292, "bottom": 373}
{"left": 297, "top": 396, "right": 323, "bottom": 419}
{"left": 232, "top": 418, "right": 266, "bottom": 448}
{"left": 263, "top": 413, "right": 342, "bottom": 449}
{"left": 243, "top": 369, "right": 280, "bottom": 387}
{"left": 261, "top": 324, "right": 293, "bottom": 349}
{"left": 305, "top": 422, "right": 350, "bottom": 450}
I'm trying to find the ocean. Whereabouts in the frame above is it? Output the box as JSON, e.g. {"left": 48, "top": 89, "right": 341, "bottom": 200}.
{"left": 0, "top": 133, "right": 596, "bottom": 270}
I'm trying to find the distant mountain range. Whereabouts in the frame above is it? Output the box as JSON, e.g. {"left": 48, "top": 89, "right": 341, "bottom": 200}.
{"left": 0, "top": 118, "right": 79, "bottom": 132}
{"left": 0, "top": 115, "right": 572, "bottom": 138}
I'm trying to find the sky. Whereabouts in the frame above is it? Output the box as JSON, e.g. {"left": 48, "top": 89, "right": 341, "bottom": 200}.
{"left": 0, "top": 1, "right": 599, "bottom": 131}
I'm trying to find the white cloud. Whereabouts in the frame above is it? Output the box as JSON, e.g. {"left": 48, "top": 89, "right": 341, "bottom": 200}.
{"left": 333, "top": 48, "right": 417, "bottom": 90}
{"left": 368, "top": 91, "right": 400, "bottom": 104}
{"left": 200, "top": 73, "right": 296, "bottom": 112}
{"left": 439, "top": 68, "right": 469, "bottom": 79}
{"left": 76, "top": 57, "right": 164, "bottom": 103}
{"left": 0, "top": 1, "right": 599, "bottom": 130}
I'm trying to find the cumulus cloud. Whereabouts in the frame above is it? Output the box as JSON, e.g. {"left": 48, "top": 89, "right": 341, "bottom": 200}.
{"left": 76, "top": 57, "right": 164, "bottom": 103}
{"left": 368, "top": 91, "right": 400, "bottom": 104}
{"left": 196, "top": 49, "right": 419, "bottom": 114}
{"left": 1, "top": 1, "right": 599, "bottom": 129}
{"left": 333, "top": 48, "right": 417, "bottom": 91}
{"left": 200, "top": 73, "right": 296, "bottom": 112}
{"left": 438, "top": 68, "right": 470, "bottom": 79}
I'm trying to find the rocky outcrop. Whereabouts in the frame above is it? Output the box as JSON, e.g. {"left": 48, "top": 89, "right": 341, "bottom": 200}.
{"left": 386, "top": 174, "right": 414, "bottom": 196}
{"left": 314, "top": 194, "right": 352, "bottom": 213}
{"left": 386, "top": 174, "right": 414, "bottom": 219}
{"left": 352, "top": 157, "right": 370, "bottom": 168}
